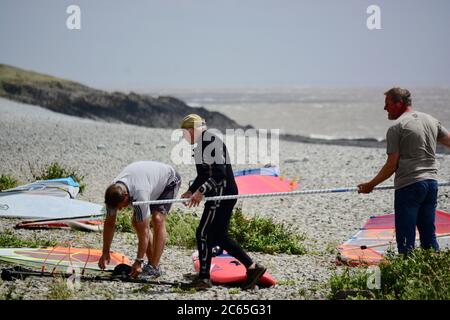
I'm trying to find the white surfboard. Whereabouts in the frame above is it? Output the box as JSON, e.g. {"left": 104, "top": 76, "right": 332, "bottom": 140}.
{"left": 0, "top": 194, "right": 104, "bottom": 219}
{"left": 1, "top": 177, "right": 80, "bottom": 199}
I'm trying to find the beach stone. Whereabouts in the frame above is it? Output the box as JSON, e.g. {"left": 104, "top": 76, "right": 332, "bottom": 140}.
{"left": 284, "top": 158, "right": 301, "bottom": 163}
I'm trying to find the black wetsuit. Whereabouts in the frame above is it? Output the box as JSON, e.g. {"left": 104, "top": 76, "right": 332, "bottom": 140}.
{"left": 189, "top": 130, "right": 253, "bottom": 279}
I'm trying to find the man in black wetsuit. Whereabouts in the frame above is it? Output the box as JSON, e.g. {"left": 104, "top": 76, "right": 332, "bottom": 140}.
{"left": 179, "top": 114, "right": 266, "bottom": 290}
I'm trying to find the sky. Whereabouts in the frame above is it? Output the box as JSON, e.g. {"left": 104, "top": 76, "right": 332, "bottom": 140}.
{"left": 1, "top": 0, "right": 450, "bottom": 90}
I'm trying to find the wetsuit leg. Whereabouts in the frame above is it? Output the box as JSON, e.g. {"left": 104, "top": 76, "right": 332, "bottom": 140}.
{"left": 196, "top": 197, "right": 253, "bottom": 279}
{"left": 213, "top": 199, "right": 253, "bottom": 268}
{"left": 196, "top": 200, "right": 219, "bottom": 279}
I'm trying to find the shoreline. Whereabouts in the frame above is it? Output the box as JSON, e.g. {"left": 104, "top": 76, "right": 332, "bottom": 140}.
{"left": 280, "top": 133, "right": 385, "bottom": 149}
{"left": 280, "top": 134, "right": 450, "bottom": 155}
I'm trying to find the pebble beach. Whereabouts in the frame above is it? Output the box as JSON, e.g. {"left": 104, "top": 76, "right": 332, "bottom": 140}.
{"left": 1, "top": 97, "right": 450, "bottom": 300}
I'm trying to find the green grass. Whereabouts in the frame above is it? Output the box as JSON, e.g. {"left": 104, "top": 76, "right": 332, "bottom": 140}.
{"left": 166, "top": 208, "right": 307, "bottom": 254}
{"left": 0, "top": 230, "right": 58, "bottom": 248}
{"left": 325, "top": 241, "right": 339, "bottom": 255}
{"left": 31, "top": 162, "right": 86, "bottom": 193}
{"left": 329, "top": 249, "right": 450, "bottom": 300}
{"left": 229, "top": 208, "right": 307, "bottom": 255}
{"left": 0, "top": 174, "right": 18, "bottom": 191}
{"left": 277, "top": 279, "right": 297, "bottom": 286}
{"left": 115, "top": 208, "right": 134, "bottom": 233}
{"left": 171, "top": 286, "right": 197, "bottom": 294}
{"left": 0, "top": 64, "right": 76, "bottom": 95}
{"left": 228, "top": 288, "right": 241, "bottom": 294}
{"left": 132, "top": 284, "right": 152, "bottom": 294}
{"left": 0, "top": 63, "right": 91, "bottom": 101}
{"left": 0, "top": 64, "right": 73, "bottom": 84}
{"left": 298, "top": 288, "right": 307, "bottom": 297}
{"left": 47, "top": 277, "right": 73, "bottom": 300}
{"left": 114, "top": 208, "right": 198, "bottom": 248}
{"left": 166, "top": 209, "right": 198, "bottom": 248}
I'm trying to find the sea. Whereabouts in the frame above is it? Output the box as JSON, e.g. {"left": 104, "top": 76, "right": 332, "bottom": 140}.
{"left": 149, "top": 86, "right": 450, "bottom": 144}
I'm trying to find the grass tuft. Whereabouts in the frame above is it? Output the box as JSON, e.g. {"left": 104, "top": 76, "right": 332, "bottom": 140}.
{"left": 166, "top": 209, "right": 198, "bottom": 248}
{"left": 228, "top": 288, "right": 241, "bottom": 294}
{"left": 229, "top": 208, "right": 307, "bottom": 255}
{"left": 132, "top": 284, "right": 152, "bottom": 294}
{"left": 47, "top": 277, "right": 73, "bottom": 300}
{"left": 0, "top": 230, "right": 58, "bottom": 248}
{"left": 0, "top": 174, "right": 18, "bottom": 191}
{"left": 329, "top": 249, "right": 450, "bottom": 300}
{"left": 115, "top": 208, "right": 134, "bottom": 233}
{"left": 30, "top": 162, "right": 86, "bottom": 193}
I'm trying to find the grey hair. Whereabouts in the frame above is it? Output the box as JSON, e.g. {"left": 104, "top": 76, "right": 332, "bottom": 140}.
{"left": 384, "top": 87, "right": 412, "bottom": 106}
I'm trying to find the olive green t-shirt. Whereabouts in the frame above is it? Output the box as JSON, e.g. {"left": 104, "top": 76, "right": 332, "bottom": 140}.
{"left": 386, "top": 111, "right": 449, "bottom": 189}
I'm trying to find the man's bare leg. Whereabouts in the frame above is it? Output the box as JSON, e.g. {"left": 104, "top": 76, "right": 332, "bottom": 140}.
{"left": 132, "top": 218, "right": 154, "bottom": 262}
{"left": 149, "top": 211, "right": 167, "bottom": 267}
{"left": 146, "top": 227, "right": 154, "bottom": 263}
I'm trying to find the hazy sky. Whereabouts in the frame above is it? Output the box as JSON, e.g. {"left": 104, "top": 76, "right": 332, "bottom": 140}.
{"left": 1, "top": 0, "right": 450, "bottom": 90}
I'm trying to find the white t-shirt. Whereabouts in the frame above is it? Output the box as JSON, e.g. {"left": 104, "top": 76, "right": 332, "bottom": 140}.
{"left": 108, "top": 161, "right": 178, "bottom": 221}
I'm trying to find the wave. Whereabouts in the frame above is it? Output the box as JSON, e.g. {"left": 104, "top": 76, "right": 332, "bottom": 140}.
{"left": 279, "top": 132, "right": 387, "bottom": 149}
{"left": 308, "top": 133, "right": 385, "bottom": 142}
{"left": 279, "top": 132, "right": 450, "bottom": 154}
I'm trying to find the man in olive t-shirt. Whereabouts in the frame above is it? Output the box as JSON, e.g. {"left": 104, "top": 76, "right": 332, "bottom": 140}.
{"left": 358, "top": 87, "right": 450, "bottom": 254}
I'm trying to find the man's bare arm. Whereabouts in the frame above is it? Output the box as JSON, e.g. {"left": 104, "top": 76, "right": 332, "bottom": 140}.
{"left": 438, "top": 133, "right": 450, "bottom": 149}
{"left": 358, "top": 153, "right": 400, "bottom": 193}
{"left": 102, "top": 214, "right": 116, "bottom": 254}
{"left": 99, "top": 214, "right": 117, "bottom": 269}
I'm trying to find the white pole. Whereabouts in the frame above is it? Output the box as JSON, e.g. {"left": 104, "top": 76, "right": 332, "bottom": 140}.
{"left": 132, "top": 181, "right": 450, "bottom": 206}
